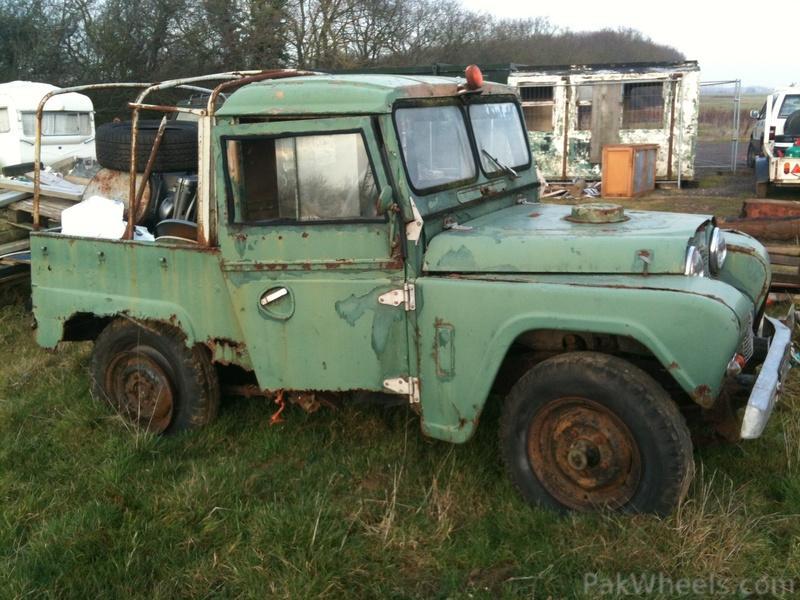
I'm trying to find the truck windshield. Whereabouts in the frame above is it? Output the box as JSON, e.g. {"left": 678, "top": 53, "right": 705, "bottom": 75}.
{"left": 469, "top": 102, "right": 530, "bottom": 175}
{"left": 394, "top": 105, "right": 476, "bottom": 192}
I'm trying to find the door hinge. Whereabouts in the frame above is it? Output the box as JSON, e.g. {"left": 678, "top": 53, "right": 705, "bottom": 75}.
{"left": 383, "top": 376, "right": 420, "bottom": 405}
{"left": 406, "top": 196, "right": 423, "bottom": 244}
{"left": 378, "top": 282, "right": 416, "bottom": 311}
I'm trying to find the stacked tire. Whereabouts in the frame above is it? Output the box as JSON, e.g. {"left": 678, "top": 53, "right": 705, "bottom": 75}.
{"left": 95, "top": 119, "right": 198, "bottom": 173}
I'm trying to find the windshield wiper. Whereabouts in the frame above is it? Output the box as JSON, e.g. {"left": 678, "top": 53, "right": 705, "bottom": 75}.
{"left": 481, "top": 148, "right": 519, "bottom": 179}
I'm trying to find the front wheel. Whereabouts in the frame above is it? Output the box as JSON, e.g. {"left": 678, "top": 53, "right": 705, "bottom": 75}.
{"left": 90, "top": 319, "right": 220, "bottom": 433}
{"left": 499, "top": 352, "right": 693, "bottom": 515}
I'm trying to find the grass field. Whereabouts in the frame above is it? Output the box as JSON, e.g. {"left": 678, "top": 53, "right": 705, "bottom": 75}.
{"left": 698, "top": 93, "right": 764, "bottom": 142}
{"left": 2, "top": 191, "right": 800, "bottom": 597}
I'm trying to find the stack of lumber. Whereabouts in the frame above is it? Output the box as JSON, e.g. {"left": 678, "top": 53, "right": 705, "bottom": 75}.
{"left": 0, "top": 168, "right": 87, "bottom": 276}
{"left": 0, "top": 172, "right": 85, "bottom": 230}
{"left": 766, "top": 245, "right": 800, "bottom": 290}
{"left": 718, "top": 199, "right": 800, "bottom": 291}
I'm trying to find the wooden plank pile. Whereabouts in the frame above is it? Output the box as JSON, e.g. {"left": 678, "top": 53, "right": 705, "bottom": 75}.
{"left": 718, "top": 199, "right": 800, "bottom": 291}
{"left": 0, "top": 166, "right": 88, "bottom": 278}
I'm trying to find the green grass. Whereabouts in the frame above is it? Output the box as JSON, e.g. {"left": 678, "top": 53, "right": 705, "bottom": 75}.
{"left": 2, "top": 308, "right": 800, "bottom": 597}
{"left": 698, "top": 94, "right": 764, "bottom": 142}
{"left": 2, "top": 194, "right": 800, "bottom": 596}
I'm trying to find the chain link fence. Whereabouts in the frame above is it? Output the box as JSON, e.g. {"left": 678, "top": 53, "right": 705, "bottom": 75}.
{"left": 696, "top": 80, "right": 749, "bottom": 172}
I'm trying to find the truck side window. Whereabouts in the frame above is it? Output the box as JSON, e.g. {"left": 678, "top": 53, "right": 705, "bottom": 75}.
{"left": 226, "top": 132, "right": 379, "bottom": 223}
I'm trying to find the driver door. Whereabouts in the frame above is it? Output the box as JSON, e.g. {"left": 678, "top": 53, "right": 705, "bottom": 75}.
{"left": 215, "top": 117, "right": 410, "bottom": 393}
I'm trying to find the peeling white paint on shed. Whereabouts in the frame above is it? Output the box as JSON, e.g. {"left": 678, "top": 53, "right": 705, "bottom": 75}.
{"left": 508, "top": 61, "right": 700, "bottom": 182}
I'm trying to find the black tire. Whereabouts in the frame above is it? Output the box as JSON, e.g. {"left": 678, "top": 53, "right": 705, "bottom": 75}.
{"left": 90, "top": 319, "right": 219, "bottom": 433}
{"left": 784, "top": 110, "right": 800, "bottom": 137}
{"left": 95, "top": 120, "right": 198, "bottom": 173}
{"left": 499, "top": 352, "right": 693, "bottom": 515}
{"left": 746, "top": 144, "right": 756, "bottom": 169}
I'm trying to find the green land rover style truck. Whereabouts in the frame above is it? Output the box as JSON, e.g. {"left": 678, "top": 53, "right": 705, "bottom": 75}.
{"left": 27, "top": 68, "right": 793, "bottom": 515}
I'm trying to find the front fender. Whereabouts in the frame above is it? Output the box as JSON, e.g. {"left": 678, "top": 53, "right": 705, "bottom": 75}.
{"left": 717, "top": 231, "right": 770, "bottom": 307}
{"left": 416, "top": 274, "right": 752, "bottom": 443}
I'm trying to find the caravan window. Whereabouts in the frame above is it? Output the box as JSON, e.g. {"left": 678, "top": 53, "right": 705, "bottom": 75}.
{"left": 0, "top": 108, "right": 9, "bottom": 133}
{"left": 21, "top": 112, "right": 92, "bottom": 137}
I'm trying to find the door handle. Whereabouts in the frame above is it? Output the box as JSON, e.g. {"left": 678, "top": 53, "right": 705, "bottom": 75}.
{"left": 260, "top": 287, "right": 288, "bottom": 306}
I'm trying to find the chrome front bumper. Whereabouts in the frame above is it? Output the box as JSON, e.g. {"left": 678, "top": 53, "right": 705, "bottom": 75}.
{"left": 740, "top": 316, "right": 793, "bottom": 439}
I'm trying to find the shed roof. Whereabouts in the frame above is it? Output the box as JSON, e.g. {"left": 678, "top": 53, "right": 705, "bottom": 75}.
{"left": 217, "top": 74, "right": 514, "bottom": 116}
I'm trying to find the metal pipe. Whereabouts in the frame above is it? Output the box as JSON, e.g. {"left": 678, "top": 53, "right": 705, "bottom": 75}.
{"left": 32, "top": 71, "right": 316, "bottom": 238}
{"left": 124, "top": 71, "right": 282, "bottom": 241}
{"left": 127, "top": 103, "right": 206, "bottom": 116}
{"left": 32, "top": 82, "right": 151, "bottom": 229}
{"left": 125, "top": 105, "right": 141, "bottom": 240}
{"left": 732, "top": 79, "right": 741, "bottom": 173}
{"left": 133, "top": 115, "right": 169, "bottom": 226}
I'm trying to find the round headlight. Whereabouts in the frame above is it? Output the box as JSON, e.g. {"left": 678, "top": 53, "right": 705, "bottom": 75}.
{"left": 709, "top": 227, "right": 727, "bottom": 273}
{"left": 684, "top": 245, "right": 705, "bottom": 277}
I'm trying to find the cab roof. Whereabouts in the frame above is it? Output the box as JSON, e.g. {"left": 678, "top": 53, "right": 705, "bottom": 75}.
{"left": 216, "top": 74, "right": 514, "bottom": 117}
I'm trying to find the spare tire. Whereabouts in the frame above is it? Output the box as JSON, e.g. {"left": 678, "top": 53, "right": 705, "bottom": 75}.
{"left": 95, "top": 119, "right": 198, "bottom": 173}
{"left": 785, "top": 110, "right": 800, "bottom": 137}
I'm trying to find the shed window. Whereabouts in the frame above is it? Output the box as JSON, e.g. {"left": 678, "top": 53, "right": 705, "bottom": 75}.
{"left": 576, "top": 85, "right": 592, "bottom": 131}
{"left": 0, "top": 108, "right": 9, "bottom": 133}
{"left": 519, "top": 85, "right": 554, "bottom": 132}
{"left": 622, "top": 82, "right": 664, "bottom": 129}
{"left": 226, "top": 132, "right": 379, "bottom": 223}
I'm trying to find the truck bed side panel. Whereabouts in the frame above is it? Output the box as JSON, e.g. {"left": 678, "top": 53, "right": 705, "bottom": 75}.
{"left": 30, "top": 233, "right": 248, "bottom": 367}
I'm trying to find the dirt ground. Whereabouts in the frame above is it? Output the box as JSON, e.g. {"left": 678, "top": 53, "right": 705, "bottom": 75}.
{"left": 545, "top": 169, "right": 800, "bottom": 218}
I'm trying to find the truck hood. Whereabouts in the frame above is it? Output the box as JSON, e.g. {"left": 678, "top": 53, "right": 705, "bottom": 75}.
{"left": 423, "top": 203, "right": 709, "bottom": 275}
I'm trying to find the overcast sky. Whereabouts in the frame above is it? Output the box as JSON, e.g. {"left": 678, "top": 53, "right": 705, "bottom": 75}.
{"left": 461, "top": 0, "right": 791, "bottom": 89}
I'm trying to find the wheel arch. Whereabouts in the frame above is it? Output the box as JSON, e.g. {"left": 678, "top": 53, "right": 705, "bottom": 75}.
{"left": 37, "top": 298, "right": 200, "bottom": 349}
{"left": 420, "top": 303, "right": 738, "bottom": 444}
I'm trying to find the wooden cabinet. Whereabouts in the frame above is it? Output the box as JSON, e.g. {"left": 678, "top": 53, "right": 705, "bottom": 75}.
{"left": 601, "top": 144, "right": 658, "bottom": 198}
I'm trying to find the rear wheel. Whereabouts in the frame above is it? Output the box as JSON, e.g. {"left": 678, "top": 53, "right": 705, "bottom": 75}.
{"left": 500, "top": 352, "right": 693, "bottom": 515}
{"left": 91, "top": 319, "right": 219, "bottom": 433}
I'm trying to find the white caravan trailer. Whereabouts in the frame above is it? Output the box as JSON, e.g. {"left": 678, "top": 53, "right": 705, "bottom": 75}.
{"left": 0, "top": 81, "right": 95, "bottom": 169}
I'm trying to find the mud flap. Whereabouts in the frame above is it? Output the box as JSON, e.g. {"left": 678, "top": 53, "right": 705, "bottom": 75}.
{"left": 755, "top": 156, "right": 770, "bottom": 184}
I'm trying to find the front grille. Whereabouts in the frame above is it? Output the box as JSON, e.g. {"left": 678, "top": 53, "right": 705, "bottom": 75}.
{"left": 740, "top": 311, "right": 754, "bottom": 362}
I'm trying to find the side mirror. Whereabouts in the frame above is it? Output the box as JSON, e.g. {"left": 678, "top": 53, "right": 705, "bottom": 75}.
{"left": 750, "top": 109, "right": 761, "bottom": 119}
{"left": 378, "top": 186, "right": 395, "bottom": 213}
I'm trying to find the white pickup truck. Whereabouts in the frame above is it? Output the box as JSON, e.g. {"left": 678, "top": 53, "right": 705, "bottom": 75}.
{"left": 748, "top": 87, "right": 800, "bottom": 196}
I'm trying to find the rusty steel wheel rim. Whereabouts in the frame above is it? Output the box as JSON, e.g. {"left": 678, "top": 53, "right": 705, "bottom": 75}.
{"left": 527, "top": 396, "right": 641, "bottom": 511}
{"left": 105, "top": 346, "right": 175, "bottom": 433}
